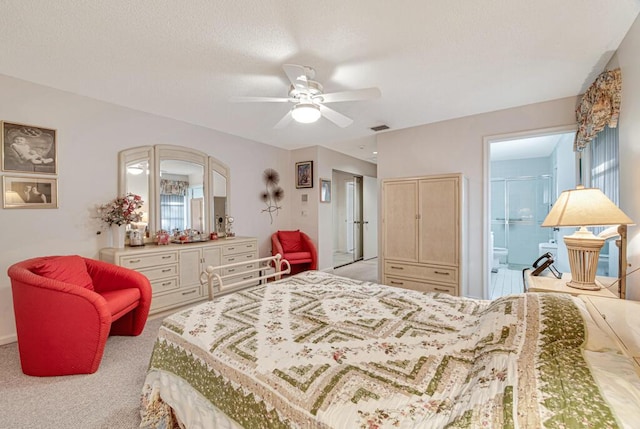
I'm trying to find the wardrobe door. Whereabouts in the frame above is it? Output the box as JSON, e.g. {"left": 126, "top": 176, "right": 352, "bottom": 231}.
{"left": 418, "top": 176, "right": 459, "bottom": 265}
{"left": 383, "top": 180, "right": 418, "bottom": 262}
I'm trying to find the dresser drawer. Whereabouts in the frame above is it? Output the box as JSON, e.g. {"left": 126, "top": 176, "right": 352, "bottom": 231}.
{"left": 220, "top": 272, "right": 259, "bottom": 292}
{"left": 150, "top": 277, "right": 179, "bottom": 293}
{"left": 120, "top": 252, "right": 178, "bottom": 269}
{"left": 384, "top": 276, "right": 456, "bottom": 296}
{"left": 138, "top": 264, "right": 178, "bottom": 281}
{"left": 222, "top": 241, "right": 257, "bottom": 256}
{"left": 222, "top": 251, "right": 258, "bottom": 265}
{"left": 150, "top": 286, "right": 202, "bottom": 313}
{"left": 384, "top": 261, "right": 457, "bottom": 284}
{"left": 222, "top": 261, "right": 258, "bottom": 276}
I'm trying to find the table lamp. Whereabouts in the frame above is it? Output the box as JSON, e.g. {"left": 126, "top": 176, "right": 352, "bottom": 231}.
{"left": 541, "top": 185, "right": 633, "bottom": 290}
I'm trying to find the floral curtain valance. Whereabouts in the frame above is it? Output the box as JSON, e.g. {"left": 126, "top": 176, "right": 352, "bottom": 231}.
{"left": 160, "top": 178, "right": 189, "bottom": 196}
{"left": 574, "top": 68, "right": 621, "bottom": 152}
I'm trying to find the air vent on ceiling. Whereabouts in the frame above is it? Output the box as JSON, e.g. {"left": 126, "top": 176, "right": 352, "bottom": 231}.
{"left": 370, "top": 125, "right": 390, "bottom": 132}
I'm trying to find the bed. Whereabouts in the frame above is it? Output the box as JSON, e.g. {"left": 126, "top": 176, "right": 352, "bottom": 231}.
{"left": 140, "top": 270, "right": 640, "bottom": 428}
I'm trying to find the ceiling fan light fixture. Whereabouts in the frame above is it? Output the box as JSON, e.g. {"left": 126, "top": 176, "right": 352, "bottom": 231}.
{"left": 291, "top": 103, "right": 321, "bottom": 124}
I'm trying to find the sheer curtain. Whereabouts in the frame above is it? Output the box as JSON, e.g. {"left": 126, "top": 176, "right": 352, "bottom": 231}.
{"left": 589, "top": 125, "right": 619, "bottom": 205}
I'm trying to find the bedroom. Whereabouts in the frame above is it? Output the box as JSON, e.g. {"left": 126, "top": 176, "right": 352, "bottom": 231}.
{"left": 2, "top": 1, "right": 640, "bottom": 427}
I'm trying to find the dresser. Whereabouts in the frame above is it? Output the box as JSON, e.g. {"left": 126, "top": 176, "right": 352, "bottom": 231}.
{"left": 381, "top": 173, "right": 466, "bottom": 296}
{"left": 100, "top": 237, "right": 258, "bottom": 315}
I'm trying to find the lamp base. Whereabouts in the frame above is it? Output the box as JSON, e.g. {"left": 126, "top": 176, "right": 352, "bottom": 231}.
{"left": 566, "top": 278, "right": 603, "bottom": 290}
{"left": 564, "top": 229, "right": 605, "bottom": 291}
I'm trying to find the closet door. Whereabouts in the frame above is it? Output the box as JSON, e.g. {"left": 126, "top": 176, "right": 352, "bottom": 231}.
{"left": 418, "top": 176, "right": 459, "bottom": 265}
{"left": 383, "top": 180, "right": 418, "bottom": 262}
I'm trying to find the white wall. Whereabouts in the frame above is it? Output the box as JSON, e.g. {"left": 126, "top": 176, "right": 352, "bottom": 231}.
{"left": 0, "top": 74, "right": 292, "bottom": 343}
{"left": 317, "top": 146, "right": 376, "bottom": 271}
{"left": 610, "top": 14, "right": 640, "bottom": 300}
{"left": 287, "top": 145, "right": 376, "bottom": 271}
{"left": 377, "top": 96, "right": 578, "bottom": 298}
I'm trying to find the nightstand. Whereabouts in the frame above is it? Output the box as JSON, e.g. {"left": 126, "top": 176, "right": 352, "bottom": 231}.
{"left": 523, "top": 269, "right": 619, "bottom": 298}
{"left": 582, "top": 296, "right": 640, "bottom": 374}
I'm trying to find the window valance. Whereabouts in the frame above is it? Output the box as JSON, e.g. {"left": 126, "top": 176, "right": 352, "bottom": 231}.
{"left": 574, "top": 68, "right": 621, "bottom": 152}
{"left": 160, "top": 179, "right": 189, "bottom": 196}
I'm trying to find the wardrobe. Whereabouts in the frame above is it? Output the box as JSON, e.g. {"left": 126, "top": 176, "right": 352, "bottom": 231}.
{"left": 381, "top": 173, "right": 466, "bottom": 296}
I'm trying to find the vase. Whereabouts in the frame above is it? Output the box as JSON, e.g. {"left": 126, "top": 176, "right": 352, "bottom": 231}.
{"left": 111, "top": 224, "right": 126, "bottom": 248}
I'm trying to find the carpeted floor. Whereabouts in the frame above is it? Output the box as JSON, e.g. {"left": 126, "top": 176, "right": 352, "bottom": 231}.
{"left": 0, "top": 317, "right": 163, "bottom": 429}
{"left": 0, "top": 259, "right": 378, "bottom": 429}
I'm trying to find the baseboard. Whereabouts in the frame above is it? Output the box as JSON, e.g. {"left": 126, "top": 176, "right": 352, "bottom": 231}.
{"left": 0, "top": 333, "right": 17, "bottom": 346}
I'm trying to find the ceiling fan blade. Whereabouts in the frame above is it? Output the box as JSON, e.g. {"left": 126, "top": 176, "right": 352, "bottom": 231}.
{"left": 274, "top": 110, "right": 294, "bottom": 129}
{"left": 317, "top": 87, "right": 381, "bottom": 103}
{"left": 230, "top": 96, "right": 291, "bottom": 103}
{"left": 318, "top": 104, "right": 353, "bottom": 128}
{"left": 282, "top": 64, "right": 309, "bottom": 90}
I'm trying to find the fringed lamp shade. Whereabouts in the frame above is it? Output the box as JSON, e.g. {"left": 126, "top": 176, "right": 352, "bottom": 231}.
{"left": 542, "top": 186, "right": 633, "bottom": 290}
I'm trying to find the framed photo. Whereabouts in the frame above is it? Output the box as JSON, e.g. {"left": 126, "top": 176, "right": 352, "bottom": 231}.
{"left": 295, "top": 161, "right": 313, "bottom": 189}
{"left": 320, "top": 178, "right": 331, "bottom": 202}
{"left": 3, "top": 176, "right": 58, "bottom": 209}
{"left": 2, "top": 121, "right": 57, "bottom": 174}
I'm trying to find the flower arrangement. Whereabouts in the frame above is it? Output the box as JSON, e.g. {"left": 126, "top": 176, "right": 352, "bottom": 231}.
{"left": 98, "top": 193, "right": 144, "bottom": 226}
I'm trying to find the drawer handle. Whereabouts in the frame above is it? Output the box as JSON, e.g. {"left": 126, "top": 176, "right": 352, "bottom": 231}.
{"left": 228, "top": 247, "right": 235, "bottom": 251}
{"left": 390, "top": 280, "right": 404, "bottom": 285}
{"left": 162, "top": 282, "right": 172, "bottom": 286}
{"left": 182, "top": 290, "right": 197, "bottom": 296}
{"left": 245, "top": 255, "right": 252, "bottom": 259}
{"left": 245, "top": 264, "right": 253, "bottom": 269}
{"left": 228, "top": 258, "right": 235, "bottom": 262}
{"left": 434, "top": 271, "right": 450, "bottom": 275}
{"left": 390, "top": 266, "right": 404, "bottom": 270}
{"left": 162, "top": 255, "right": 172, "bottom": 259}
{"left": 228, "top": 268, "right": 236, "bottom": 273}
{"left": 434, "top": 287, "right": 449, "bottom": 292}
{"left": 242, "top": 275, "right": 252, "bottom": 280}
{"left": 129, "top": 259, "right": 141, "bottom": 264}
{"left": 162, "top": 269, "right": 172, "bottom": 273}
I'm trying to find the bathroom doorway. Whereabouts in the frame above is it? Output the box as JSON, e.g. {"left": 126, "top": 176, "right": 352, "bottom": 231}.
{"left": 487, "top": 129, "right": 576, "bottom": 299}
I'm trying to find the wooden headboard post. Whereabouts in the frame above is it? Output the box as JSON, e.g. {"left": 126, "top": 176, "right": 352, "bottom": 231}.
{"left": 617, "top": 224, "right": 628, "bottom": 299}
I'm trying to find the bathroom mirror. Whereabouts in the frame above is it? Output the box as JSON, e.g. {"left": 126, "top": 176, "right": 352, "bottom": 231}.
{"left": 119, "top": 145, "right": 230, "bottom": 238}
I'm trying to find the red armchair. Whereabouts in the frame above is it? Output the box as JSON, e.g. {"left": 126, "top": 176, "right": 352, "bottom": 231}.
{"left": 271, "top": 230, "right": 317, "bottom": 275}
{"left": 7, "top": 255, "right": 151, "bottom": 376}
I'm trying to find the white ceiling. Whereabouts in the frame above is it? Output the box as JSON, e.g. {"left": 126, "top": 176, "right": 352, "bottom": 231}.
{"left": 491, "top": 133, "right": 575, "bottom": 161}
{"left": 0, "top": 1, "right": 638, "bottom": 163}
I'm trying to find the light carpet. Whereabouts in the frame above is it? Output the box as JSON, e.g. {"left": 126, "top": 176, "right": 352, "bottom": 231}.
{"left": 0, "top": 317, "right": 163, "bottom": 429}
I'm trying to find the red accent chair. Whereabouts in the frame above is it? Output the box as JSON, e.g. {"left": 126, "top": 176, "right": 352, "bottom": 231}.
{"left": 7, "top": 255, "right": 152, "bottom": 376}
{"left": 271, "top": 230, "right": 317, "bottom": 275}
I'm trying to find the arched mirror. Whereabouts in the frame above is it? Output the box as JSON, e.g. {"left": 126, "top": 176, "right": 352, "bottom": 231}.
{"left": 119, "top": 145, "right": 230, "bottom": 240}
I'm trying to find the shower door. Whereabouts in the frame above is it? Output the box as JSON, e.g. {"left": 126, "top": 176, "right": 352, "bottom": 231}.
{"left": 492, "top": 176, "right": 552, "bottom": 269}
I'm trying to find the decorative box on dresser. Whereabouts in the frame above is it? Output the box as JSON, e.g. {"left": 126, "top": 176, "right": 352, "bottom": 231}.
{"left": 381, "top": 173, "right": 467, "bottom": 296}
{"left": 100, "top": 237, "right": 258, "bottom": 315}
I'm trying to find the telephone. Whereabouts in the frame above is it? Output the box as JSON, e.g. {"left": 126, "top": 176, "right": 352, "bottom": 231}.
{"left": 531, "top": 252, "right": 562, "bottom": 278}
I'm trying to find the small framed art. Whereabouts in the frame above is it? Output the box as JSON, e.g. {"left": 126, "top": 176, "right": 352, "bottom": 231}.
{"left": 1, "top": 121, "right": 57, "bottom": 175}
{"left": 295, "top": 161, "right": 313, "bottom": 189}
{"left": 3, "top": 176, "right": 58, "bottom": 209}
{"left": 320, "top": 178, "right": 331, "bottom": 202}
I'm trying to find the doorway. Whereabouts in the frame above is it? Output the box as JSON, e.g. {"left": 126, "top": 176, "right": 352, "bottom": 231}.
{"left": 486, "top": 129, "right": 576, "bottom": 299}
{"left": 332, "top": 170, "right": 378, "bottom": 268}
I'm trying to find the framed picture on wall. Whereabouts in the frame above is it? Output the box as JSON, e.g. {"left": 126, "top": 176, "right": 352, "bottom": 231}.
{"left": 320, "top": 178, "right": 331, "bottom": 202}
{"left": 3, "top": 176, "right": 58, "bottom": 209}
{"left": 1, "top": 121, "right": 57, "bottom": 175}
{"left": 295, "top": 161, "right": 313, "bottom": 188}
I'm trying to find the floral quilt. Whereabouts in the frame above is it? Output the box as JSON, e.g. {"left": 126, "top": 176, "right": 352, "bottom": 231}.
{"left": 141, "top": 271, "right": 619, "bottom": 428}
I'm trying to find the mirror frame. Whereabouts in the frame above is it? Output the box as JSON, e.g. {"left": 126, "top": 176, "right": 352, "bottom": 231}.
{"left": 118, "top": 144, "right": 230, "bottom": 238}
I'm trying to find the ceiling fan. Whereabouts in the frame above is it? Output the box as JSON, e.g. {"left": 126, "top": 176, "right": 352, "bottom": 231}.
{"left": 232, "top": 64, "right": 381, "bottom": 128}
